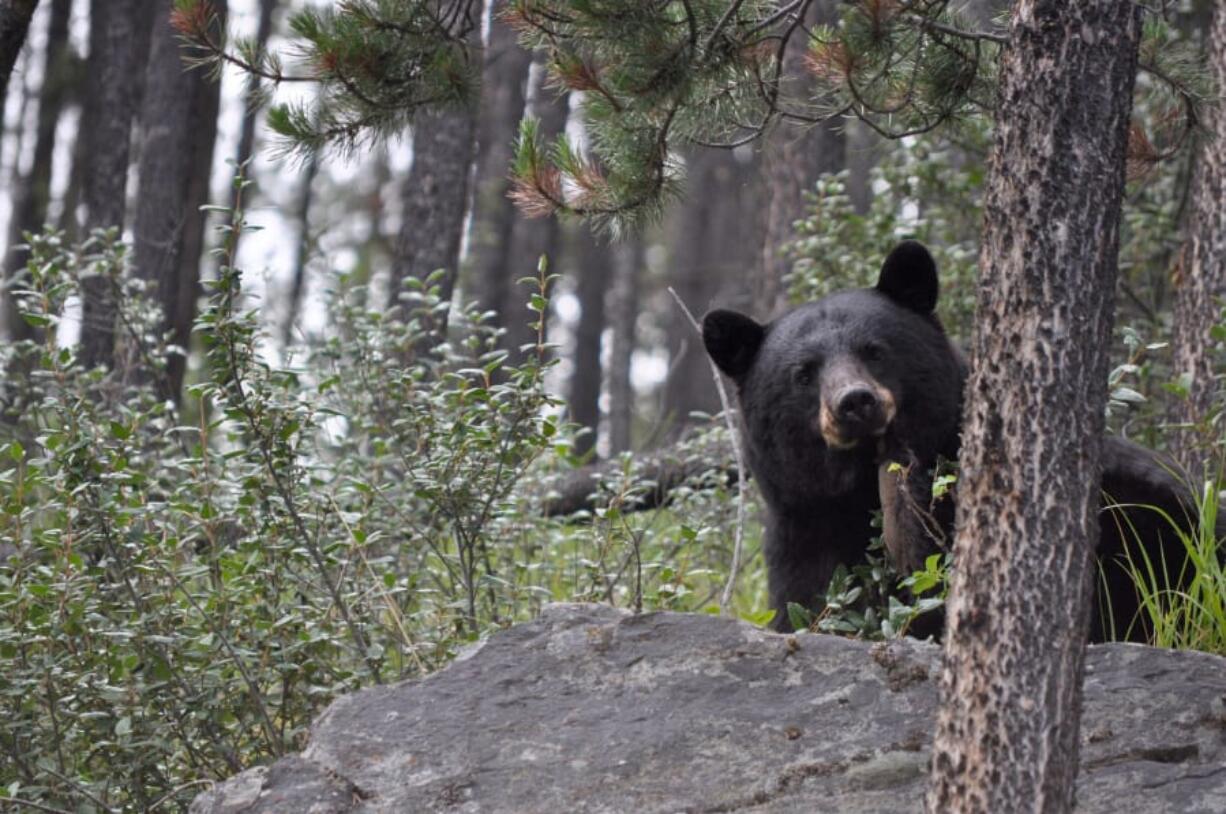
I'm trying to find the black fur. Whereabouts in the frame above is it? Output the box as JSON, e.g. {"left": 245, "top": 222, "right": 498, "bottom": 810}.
{"left": 704, "top": 241, "right": 1210, "bottom": 641}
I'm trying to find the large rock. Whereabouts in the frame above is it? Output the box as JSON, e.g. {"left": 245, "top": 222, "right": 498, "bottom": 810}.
{"left": 192, "top": 604, "right": 1226, "bottom": 813}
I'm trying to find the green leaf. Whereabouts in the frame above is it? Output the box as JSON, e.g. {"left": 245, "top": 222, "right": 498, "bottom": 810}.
{"left": 21, "top": 313, "right": 51, "bottom": 327}
{"left": 742, "top": 608, "right": 777, "bottom": 627}
{"left": 1110, "top": 387, "right": 1146, "bottom": 404}
{"left": 787, "top": 602, "right": 814, "bottom": 632}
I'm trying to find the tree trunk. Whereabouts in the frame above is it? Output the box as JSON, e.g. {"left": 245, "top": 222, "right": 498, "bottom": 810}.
{"left": 755, "top": 0, "right": 845, "bottom": 320}
{"left": 1, "top": 0, "right": 70, "bottom": 342}
{"left": 1169, "top": 3, "right": 1226, "bottom": 477}
{"left": 0, "top": 0, "right": 38, "bottom": 102}
{"left": 215, "top": 0, "right": 276, "bottom": 283}
{"left": 663, "top": 147, "right": 760, "bottom": 426}
{"left": 281, "top": 148, "right": 319, "bottom": 347}
{"left": 468, "top": 9, "right": 531, "bottom": 331}
{"left": 77, "top": 0, "right": 155, "bottom": 369}
{"left": 607, "top": 237, "right": 641, "bottom": 454}
{"left": 843, "top": 119, "right": 877, "bottom": 216}
{"left": 567, "top": 226, "right": 611, "bottom": 458}
{"left": 927, "top": 4, "right": 1140, "bottom": 813}
{"left": 131, "top": 0, "right": 227, "bottom": 398}
{"left": 234, "top": 0, "right": 276, "bottom": 173}
{"left": 388, "top": 11, "right": 482, "bottom": 332}
{"left": 501, "top": 56, "right": 569, "bottom": 363}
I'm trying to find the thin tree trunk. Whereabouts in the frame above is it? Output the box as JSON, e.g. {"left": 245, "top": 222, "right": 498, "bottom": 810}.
{"left": 567, "top": 226, "right": 610, "bottom": 458}
{"left": 0, "top": 0, "right": 39, "bottom": 102}
{"left": 131, "top": 0, "right": 227, "bottom": 398}
{"left": 1169, "top": 3, "right": 1226, "bottom": 477}
{"left": 77, "top": 0, "right": 155, "bottom": 369}
{"left": 927, "top": 3, "right": 1141, "bottom": 813}
{"left": 843, "top": 119, "right": 877, "bottom": 216}
{"left": 217, "top": 0, "right": 276, "bottom": 278}
{"left": 501, "top": 56, "right": 569, "bottom": 363}
{"left": 755, "top": 0, "right": 845, "bottom": 320}
{"left": 234, "top": 0, "right": 276, "bottom": 173}
{"left": 663, "top": 147, "right": 760, "bottom": 426}
{"left": 1, "top": 0, "right": 70, "bottom": 342}
{"left": 281, "top": 148, "right": 319, "bottom": 347}
{"left": 469, "top": 8, "right": 531, "bottom": 331}
{"left": 1, "top": 35, "right": 32, "bottom": 172}
{"left": 607, "top": 237, "right": 641, "bottom": 455}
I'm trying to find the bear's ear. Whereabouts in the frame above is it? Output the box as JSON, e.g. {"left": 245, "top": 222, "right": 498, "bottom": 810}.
{"left": 877, "top": 240, "right": 939, "bottom": 314}
{"left": 702, "top": 309, "right": 765, "bottom": 380}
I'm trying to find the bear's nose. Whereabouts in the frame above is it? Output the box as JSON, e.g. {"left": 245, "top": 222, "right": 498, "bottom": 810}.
{"left": 835, "top": 387, "right": 879, "bottom": 424}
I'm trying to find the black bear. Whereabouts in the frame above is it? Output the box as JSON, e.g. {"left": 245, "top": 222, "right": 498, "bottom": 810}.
{"left": 703, "top": 241, "right": 1205, "bottom": 642}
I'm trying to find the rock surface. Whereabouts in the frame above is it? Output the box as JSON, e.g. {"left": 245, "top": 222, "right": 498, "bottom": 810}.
{"left": 191, "top": 604, "right": 1226, "bottom": 813}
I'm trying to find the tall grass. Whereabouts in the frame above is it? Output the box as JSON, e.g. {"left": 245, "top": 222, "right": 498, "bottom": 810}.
{"left": 1113, "top": 481, "right": 1226, "bottom": 654}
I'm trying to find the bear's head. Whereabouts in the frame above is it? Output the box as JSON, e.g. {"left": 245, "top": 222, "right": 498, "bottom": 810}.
{"left": 702, "top": 241, "right": 963, "bottom": 508}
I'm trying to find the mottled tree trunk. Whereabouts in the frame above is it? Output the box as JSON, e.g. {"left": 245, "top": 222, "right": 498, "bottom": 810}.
{"left": 392, "top": 105, "right": 477, "bottom": 323}
{"left": 755, "top": 0, "right": 844, "bottom": 320}
{"left": 567, "top": 226, "right": 611, "bottom": 458}
{"left": 663, "top": 147, "right": 760, "bottom": 426}
{"left": 927, "top": 3, "right": 1140, "bottom": 813}
{"left": 389, "top": 10, "right": 481, "bottom": 331}
{"left": 0, "top": 0, "right": 38, "bottom": 101}
{"left": 607, "top": 237, "right": 641, "bottom": 454}
{"left": 131, "top": 0, "right": 227, "bottom": 398}
{"left": 1169, "top": 3, "right": 1226, "bottom": 477}
{"left": 468, "top": 10, "right": 531, "bottom": 330}
{"left": 501, "top": 57, "right": 569, "bottom": 362}
{"left": 77, "top": 0, "right": 155, "bottom": 369}
{"left": 1, "top": 0, "right": 70, "bottom": 342}
{"left": 842, "top": 119, "right": 877, "bottom": 216}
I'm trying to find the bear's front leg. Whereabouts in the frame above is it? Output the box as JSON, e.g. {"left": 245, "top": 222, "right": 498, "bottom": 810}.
{"left": 762, "top": 503, "right": 877, "bottom": 632}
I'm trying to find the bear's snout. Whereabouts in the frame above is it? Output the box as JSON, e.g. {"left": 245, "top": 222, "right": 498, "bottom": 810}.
{"left": 835, "top": 387, "right": 880, "bottom": 425}
{"left": 819, "top": 383, "right": 897, "bottom": 449}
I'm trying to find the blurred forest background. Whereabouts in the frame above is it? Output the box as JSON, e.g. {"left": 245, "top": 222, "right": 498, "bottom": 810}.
{"left": 0, "top": 0, "right": 1222, "bottom": 809}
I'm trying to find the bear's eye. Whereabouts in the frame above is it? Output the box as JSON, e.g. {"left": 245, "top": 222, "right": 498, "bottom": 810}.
{"left": 862, "top": 342, "right": 887, "bottom": 363}
{"left": 793, "top": 366, "right": 813, "bottom": 387}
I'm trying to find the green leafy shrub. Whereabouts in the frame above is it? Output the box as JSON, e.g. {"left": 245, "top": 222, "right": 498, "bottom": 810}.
{"left": 0, "top": 198, "right": 754, "bottom": 809}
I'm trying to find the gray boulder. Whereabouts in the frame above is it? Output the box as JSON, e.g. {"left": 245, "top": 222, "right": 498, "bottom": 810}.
{"left": 191, "top": 603, "right": 1226, "bottom": 813}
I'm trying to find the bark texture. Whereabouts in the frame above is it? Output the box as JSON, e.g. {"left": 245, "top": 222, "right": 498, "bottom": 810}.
{"left": 281, "top": 150, "right": 319, "bottom": 347}
{"left": 389, "top": 17, "right": 482, "bottom": 326}
{"left": 607, "top": 238, "right": 641, "bottom": 454}
{"left": 927, "top": 4, "right": 1141, "bottom": 813}
{"left": 233, "top": 0, "right": 277, "bottom": 173}
{"left": 755, "top": 0, "right": 844, "bottom": 320}
{"left": 501, "top": 57, "right": 569, "bottom": 363}
{"left": 1, "top": 0, "right": 71, "bottom": 342}
{"left": 0, "top": 0, "right": 38, "bottom": 101}
{"left": 77, "top": 0, "right": 155, "bottom": 369}
{"left": 1169, "top": 3, "right": 1226, "bottom": 475}
{"left": 663, "top": 147, "right": 760, "bottom": 425}
{"left": 391, "top": 107, "right": 476, "bottom": 315}
{"left": 131, "top": 1, "right": 227, "bottom": 397}
{"left": 567, "top": 227, "right": 610, "bottom": 458}
{"left": 469, "top": 12, "right": 531, "bottom": 330}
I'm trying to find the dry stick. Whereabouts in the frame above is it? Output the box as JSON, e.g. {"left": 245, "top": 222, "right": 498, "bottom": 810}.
{"left": 667, "top": 287, "right": 746, "bottom": 616}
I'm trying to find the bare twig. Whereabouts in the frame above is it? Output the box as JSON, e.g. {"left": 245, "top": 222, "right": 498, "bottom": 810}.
{"left": 148, "top": 779, "right": 214, "bottom": 811}
{"left": 2, "top": 797, "right": 74, "bottom": 814}
{"left": 667, "top": 287, "right": 747, "bottom": 616}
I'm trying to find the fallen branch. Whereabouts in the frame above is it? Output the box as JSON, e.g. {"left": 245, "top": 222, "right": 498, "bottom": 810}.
{"left": 540, "top": 449, "right": 739, "bottom": 518}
